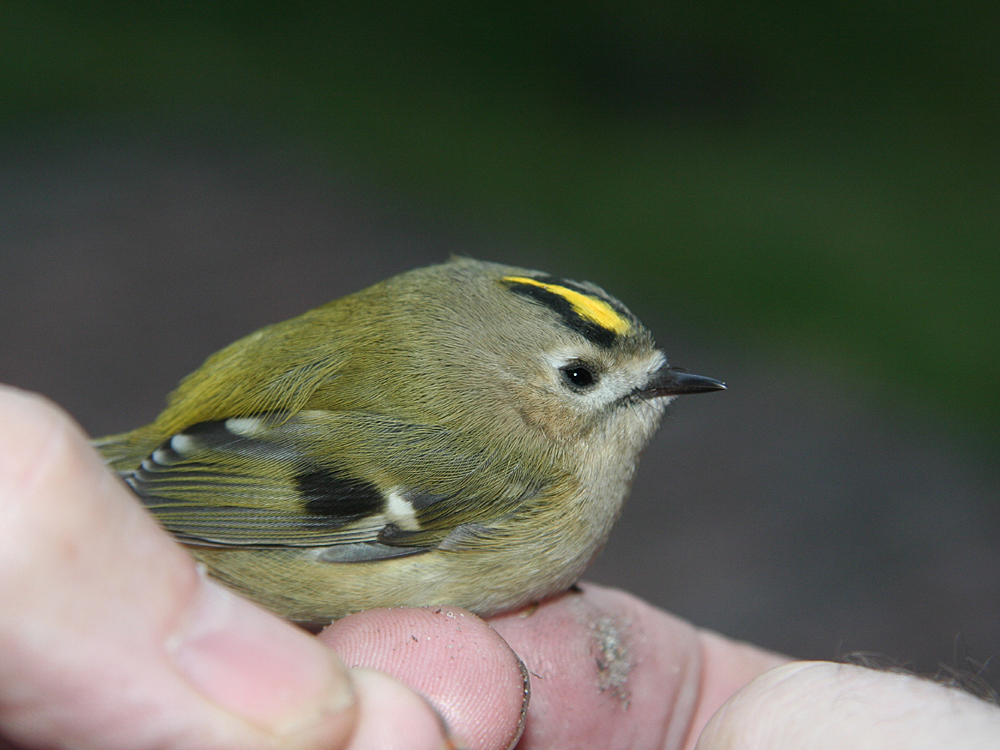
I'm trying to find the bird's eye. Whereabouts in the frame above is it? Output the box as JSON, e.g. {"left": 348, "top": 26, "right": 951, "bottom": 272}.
{"left": 561, "top": 365, "right": 597, "bottom": 389}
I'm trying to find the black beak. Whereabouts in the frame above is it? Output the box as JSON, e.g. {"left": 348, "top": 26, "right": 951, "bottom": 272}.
{"left": 639, "top": 364, "right": 726, "bottom": 399}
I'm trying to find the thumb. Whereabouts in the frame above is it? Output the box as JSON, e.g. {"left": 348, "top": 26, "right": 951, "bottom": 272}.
{"left": 696, "top": 661, "right": 1000, "bottom": 749}
{"left": 0, "top": 387, "right": 355, "bottom": 750}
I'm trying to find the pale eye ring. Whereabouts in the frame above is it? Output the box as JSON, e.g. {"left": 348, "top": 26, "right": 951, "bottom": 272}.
{"left": 561, "top": 365, "right": 598, "bottom": 389}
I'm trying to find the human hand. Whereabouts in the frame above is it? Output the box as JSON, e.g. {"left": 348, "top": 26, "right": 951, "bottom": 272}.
{"left": 324, "top": 584, "right": 1000, "bottom": 749}
{"left": 2, "top": 385, "right": 998, "bottom": 749}
{"left": 0, "top": 386, "right": 526, "bottom": 750}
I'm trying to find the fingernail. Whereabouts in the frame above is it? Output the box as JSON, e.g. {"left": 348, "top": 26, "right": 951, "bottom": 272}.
{"left": 507, "top": 656, "right": 531, "bottom": 750}
{"left": 169, "top": 575, "right": 354, "bottom": 735}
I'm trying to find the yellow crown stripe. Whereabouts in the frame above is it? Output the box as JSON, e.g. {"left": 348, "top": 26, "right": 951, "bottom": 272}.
{"left": 503, "top": 276, "right": 632, "bottom": 335}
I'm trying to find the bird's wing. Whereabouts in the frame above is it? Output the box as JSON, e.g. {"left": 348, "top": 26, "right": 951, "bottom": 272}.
{"left": 111, "top": 410, "right": 552, "bottom": 559}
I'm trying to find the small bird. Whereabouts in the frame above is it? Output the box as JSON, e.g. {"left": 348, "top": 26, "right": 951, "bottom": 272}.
{"left": 95, "top": 258, "right": 724, "bottom": 625}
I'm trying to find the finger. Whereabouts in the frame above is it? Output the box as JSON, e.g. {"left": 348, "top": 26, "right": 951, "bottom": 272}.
{"left": 321, "top": 607, "right": 529, "bottom": 750}
{"left": 0, "top": 387, "right": 354, "bottom": 750}
{"left": 489, "top": 583, "right": 788, "bottom": 750}
{"left": 489, "top": 583, "right": 700, "bottom": 750}
{"left": 684, "top": 629, "right": 789, "bottom": 749}
{"left": 345, "top": 669, "right": 459, "bottom": 750}
{"left": 695, "top": 661, "right": 1000, "bottom": 749}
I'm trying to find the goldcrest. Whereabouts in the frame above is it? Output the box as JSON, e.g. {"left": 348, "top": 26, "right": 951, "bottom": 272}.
{"left": 95, "top": 258, "right": 724, "bottom": 624}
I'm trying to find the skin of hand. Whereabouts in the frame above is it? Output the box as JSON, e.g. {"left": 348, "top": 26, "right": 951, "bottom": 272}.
{"left": 1, "top": 384, "right": 998, "bottom": 750}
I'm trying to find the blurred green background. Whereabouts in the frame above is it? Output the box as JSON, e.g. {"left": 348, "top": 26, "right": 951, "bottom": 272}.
{"left": 4, "top": 1, "right": 998, "bottom": 432}
{"left": 2, "top": 1, "right": 998, "bottom": 681}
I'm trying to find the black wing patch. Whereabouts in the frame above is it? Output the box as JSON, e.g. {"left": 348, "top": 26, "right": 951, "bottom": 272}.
{"left": 295, "top": 468, "right": 382, "bottom": 524}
